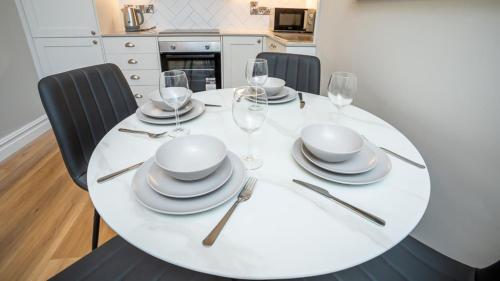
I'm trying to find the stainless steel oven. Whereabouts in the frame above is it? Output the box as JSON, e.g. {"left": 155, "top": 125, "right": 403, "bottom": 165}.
{"left": 270, "top": 8, "right": 316, "bottom": 33}
{"left": 159, "top": 38, "right": 221, "bottom": 93}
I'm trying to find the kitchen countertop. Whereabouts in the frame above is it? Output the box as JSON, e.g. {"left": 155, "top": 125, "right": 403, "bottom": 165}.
{"left": 101, "top": 28, "right": 316, "bottom": 47}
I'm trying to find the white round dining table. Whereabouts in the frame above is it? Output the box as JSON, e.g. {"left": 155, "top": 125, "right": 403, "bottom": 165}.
{"left": 87, "top": 89, "right": 430, "bottom": 280}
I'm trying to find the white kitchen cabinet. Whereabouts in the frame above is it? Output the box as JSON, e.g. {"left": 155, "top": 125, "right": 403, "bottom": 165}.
{"left": 34, "top": 37, "right": 104, "bottom": 76}
{"left": 20, "top": 0, "right": 99, "bottom": 37}
{"left": 222, "top": 36, "right": 263, "bottom": 88}
{"left": 130, "top": 86, "right": 157, "bottom": 106}
{"left": 264, "top": 37, "right": 316, "bottom": 56}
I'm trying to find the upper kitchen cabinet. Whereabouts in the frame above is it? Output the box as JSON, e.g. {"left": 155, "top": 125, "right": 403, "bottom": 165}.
{"left": 34, "top": 38, "right": 104, "bottom": 76}
{"left": 223, "top": 36, "right": 263, "bottom": 88}
{"left": 20, "top": 0, "right": 100, "bottom": 37}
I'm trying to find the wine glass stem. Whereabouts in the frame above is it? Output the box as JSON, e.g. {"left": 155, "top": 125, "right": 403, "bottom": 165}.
{"left": 174, "top": 108, "right": 180, "bottom": 130}
{"left": 247, "top": 132, "right": 254, "bottom": 160}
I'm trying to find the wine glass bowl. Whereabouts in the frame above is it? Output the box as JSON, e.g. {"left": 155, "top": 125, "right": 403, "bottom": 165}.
{"left": 232, "top": 86, "right": 268, "bottom": 169}
{"left": 159, "top": 70, "right": 191, "bottom": 137}
{"left": 327, "top": 72, "right": 357, "bottom": 111}
{"left": 245, "top": 58, "right": 268, "bottom": 87}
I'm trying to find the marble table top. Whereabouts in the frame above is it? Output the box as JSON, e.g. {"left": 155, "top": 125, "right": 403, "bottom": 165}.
{"left": 87, "top": 89, "right": 430, "bottom": 280}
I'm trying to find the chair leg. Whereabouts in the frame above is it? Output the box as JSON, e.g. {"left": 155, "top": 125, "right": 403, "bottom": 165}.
{"left": 92, "top": 208, "right": 100, "bottom": 250}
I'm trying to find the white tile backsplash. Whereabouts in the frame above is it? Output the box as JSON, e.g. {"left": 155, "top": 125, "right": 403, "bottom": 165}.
{"left": 119, "top": 0, "right": 314, "bottom": 30}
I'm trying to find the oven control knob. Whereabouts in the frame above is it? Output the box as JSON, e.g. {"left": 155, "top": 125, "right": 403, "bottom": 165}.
{"left": 170, "top": 44, "right": 176, "bottom": 50}
{"left": 205, "top": 44, "right": 210, "bottom": 50}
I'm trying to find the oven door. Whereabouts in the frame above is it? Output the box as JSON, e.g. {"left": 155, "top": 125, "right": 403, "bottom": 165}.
{"left": 160, "top": 53, "right": 221, "bottom": 93}
{"left": 274, "top": 8, "right": 306, "bottom": 32}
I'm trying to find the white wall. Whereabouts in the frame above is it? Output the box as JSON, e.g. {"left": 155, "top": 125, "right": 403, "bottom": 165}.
{"left": 317, "top": 0, "right": 500, "bottom": 267}
{"left": 0, "top": 1, "right": 44, "bottom": 140}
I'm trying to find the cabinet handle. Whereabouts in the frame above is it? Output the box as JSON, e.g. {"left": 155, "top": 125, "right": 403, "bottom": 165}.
{"left": 91, "top": 30, "right": 96, "bottom": 35}
{"left": 130, "top": 75, "right": 140, "bottom": 80}
{"left": 134, "top": 93, "right": 143, "bottom": 99}
{"left": 125, "top": 42, "right": 135, "bottom": 48}
{"left": 257, "top": 39, "right": 262, "bottom": 44}
{"left": 270, "top": 43, "right": 277, "bottom": 49}
{"left": 128, "top": 59, "right": 138, "bottom": 64}
{"left": 92, "top": 40, "right": 98, "bottom": 45}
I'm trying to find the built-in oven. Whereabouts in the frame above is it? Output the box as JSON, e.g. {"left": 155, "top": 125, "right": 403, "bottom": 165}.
{"left": 159, "top": 38, "right": 221, "bottom": 93}
{"left": 270, "top": 8, "right": 316, "bottom": 33}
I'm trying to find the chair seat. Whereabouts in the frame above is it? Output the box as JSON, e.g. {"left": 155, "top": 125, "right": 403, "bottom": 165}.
{"left": 289, "top": 236, "right": 476, "bottom": 281}
{"left": 49, "top": 236, "right": 229, "bottom": 281}
{"left": 51, "top": 235, "right": 478, "bottom": 281}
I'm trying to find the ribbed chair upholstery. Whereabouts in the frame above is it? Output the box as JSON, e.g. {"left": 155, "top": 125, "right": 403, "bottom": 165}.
{"left": 50, "top": 235, "right": 499, "bottom": 281}
{"left": 38, "top": 63, "right": 137, "bottom": 249}
{"left": 257, "top": 52, "right": 321, "bottom": 95}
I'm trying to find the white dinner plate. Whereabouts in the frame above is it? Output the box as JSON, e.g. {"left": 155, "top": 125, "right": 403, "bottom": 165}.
{"left": 135, "top": 99, "right": 205, "bottom": 125}
{"left": 250, "top": 87, "right": 298, "bottom": 104}
{"left": 147, "top": 155, "right": 233, "bottom": 198}
{"left": 262, "top": 87, "right": 293, "bottom": 100}
{"left": 292, "top": 139, "right": 391, "bottom": 185}
{"left": 140, "top": 101, "right": 193, "bottom": 119}
{"left": 133, "top": 151, "right": 247, "bottom": 215}
{"left": 301, "top": 141, "right": 378, "bottom": 174}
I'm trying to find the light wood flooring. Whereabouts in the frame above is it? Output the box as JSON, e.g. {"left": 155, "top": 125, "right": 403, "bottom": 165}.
{"left": 0, "top": 130, "right": 116, "bottom": 280}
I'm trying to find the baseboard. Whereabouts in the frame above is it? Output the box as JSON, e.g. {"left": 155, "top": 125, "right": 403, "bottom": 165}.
{"left": 0, "top": 115, "right": 51, "bottom": 162}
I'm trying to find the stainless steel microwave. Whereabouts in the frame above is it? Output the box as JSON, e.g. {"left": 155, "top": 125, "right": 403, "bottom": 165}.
{"left": 270, "top": 8, "right": 316, "bottom": 33}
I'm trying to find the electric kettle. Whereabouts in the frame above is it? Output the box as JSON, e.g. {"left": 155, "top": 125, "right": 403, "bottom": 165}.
{"left": 122, "top": 6, "right": 144, "bottom": 32}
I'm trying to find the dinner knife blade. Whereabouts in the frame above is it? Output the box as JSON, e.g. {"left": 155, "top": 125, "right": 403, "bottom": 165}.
{"left": 293, "top": 179, "right": 386, "bottom": 226}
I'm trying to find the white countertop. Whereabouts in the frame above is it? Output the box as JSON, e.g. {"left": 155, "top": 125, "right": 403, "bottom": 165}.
{"left": 87, "top": 89, "right": 430, "bottom": 279}
{"left": 101, "top": 29, "right": 316, "bottom": 47}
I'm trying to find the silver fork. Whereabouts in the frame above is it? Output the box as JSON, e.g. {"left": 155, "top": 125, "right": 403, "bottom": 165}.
{"left": 202, "top": 177, "right": 257, "bottom": 246}
{"left": 118, "top": 128, "right": 168, "bottom": 138}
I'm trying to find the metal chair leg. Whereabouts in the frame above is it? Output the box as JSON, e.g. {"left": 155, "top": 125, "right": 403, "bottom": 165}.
{"left": 92, "top": 208, "right": 100, "bottom": 250}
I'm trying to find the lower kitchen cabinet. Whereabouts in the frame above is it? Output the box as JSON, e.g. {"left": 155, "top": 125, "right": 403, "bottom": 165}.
{"left": 130, "top": 85, "right": 157, "bottom": 106}
{"left": 34, "top": 37, "right": 104, "bottom": 76}
{"left": 222, "top": 36, "right": 263, "bottom": 88}
{"left": 264, "top": 37, "right": 316, "bottom": 56}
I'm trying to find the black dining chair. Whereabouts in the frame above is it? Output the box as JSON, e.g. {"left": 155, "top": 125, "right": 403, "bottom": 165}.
{"left": 38, "top": 63, "right": 138, "bottom": 250}
{"left": 256, "top": 52, "right": 321, "bottom": 95}
{"left": 50, "top": 235, "right": 499, "bottom": 281}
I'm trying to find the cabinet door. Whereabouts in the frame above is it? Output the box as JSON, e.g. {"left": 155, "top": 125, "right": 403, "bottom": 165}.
{"left": 34, "top": 38, "right": 104, "bottom": 76}
{"left": 222, "top": 36, "right": 263, "bottom": 88}
{"left": 264, "top": 37, "right": 286, "bottom": 53}
{"left": 20, "top": 0, "right": 99, "bottom": 37}
{"left": 130, "top": 86, "right": 157, "bottom": 106}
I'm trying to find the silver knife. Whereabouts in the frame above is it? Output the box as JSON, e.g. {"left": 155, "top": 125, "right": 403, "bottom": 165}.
{"left": 298, "top": 92, "right": 305, "bottom": 109}
{"left": 204, "top": 103, "right": 222, "bottom": 107}
{"left": 379, "top": 147, "right": 426, "bottom": 169}
{"left": 293, "top": 179, "right": 386, "bottom": 226}
{"left": 97, "top": 162, "right": 144, "bottom": 183}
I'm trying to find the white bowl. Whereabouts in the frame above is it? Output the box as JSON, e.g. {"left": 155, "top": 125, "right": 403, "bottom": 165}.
{"left": 150, "top": 90, "right": 192, "bottom": 111}
{"left": 155, "top": 135, "right": 227, "bottom": 181}
{"left": 300, "top": 123, "right": 364, "bottom": 162}
{"left": 263, "top": 77, "right": 286, "bottom": 96}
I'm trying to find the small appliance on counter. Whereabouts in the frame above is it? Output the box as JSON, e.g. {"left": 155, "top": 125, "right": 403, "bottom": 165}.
{"left": 270, "top": 8, "right": 316, "bottom": 33}
{"left": 122, "top": 5, "right": 156, "bottom": 32}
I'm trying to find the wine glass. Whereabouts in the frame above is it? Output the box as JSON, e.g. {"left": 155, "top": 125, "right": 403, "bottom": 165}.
{"left": 232, "top": 86, "right": 268, "bottom": 170}
{"left": 159, "top": 70, "right": 191, "bottom": 137}
{"left": 245, "top": 58, "right": 268, "bottom": 87}
{"left": 327, "top": 72, "right": 357, "bottom": 119}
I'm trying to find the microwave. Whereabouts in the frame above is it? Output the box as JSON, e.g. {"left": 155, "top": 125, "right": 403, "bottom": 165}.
{"left": 270, "top": 8, "right": 316, "bottom": 33}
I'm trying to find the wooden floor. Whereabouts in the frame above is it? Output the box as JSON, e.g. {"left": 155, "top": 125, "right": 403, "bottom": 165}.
{"left": 0, "top": 131, "right": 116, "bottom": 280}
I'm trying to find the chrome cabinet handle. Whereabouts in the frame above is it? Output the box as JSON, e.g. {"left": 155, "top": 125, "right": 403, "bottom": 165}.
{"left": 91, "top": 30, "right": 96, "bottom": 35}
{"left": 257, "top": 39, "right": 262, "bottom": 44}
{"left": 125, "top": 42, "right": 135, "bottom": 47}
{"left": 130, "top": 75, "right": 140, "bottom": 80}
{"left": 128, "top": 59, "right": 138, "bottom": 64}
{"left": 134, "top": 93, "right": 143, "bottom": 99}
{"left": 92, "top": 40, "right": 98, "bottom": 45}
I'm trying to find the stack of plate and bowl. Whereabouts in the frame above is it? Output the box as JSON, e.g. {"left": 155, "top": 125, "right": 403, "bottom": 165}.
{"left": 135, "top": 91, "right": 205, "bottom": 125}
{"left": 292, "top": 123, "right": 392, "bottom": 185}
{"left": 250, "top": 77, "right": 299, "bottom": 104}
{"left": 132, "top": 135, "right": 247, "bottom": 214}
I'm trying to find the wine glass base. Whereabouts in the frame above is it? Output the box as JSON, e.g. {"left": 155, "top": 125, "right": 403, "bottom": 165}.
{"left": 168, "top": 127, "right": 190, "bottom": 138}
{"left": 241, "top": 155, "right": 263, "bottom": 170}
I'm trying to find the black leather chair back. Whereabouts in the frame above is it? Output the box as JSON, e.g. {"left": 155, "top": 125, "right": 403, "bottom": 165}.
{"left": 38, "top": 64, "right": 137, "bottom": 189}
{"left": 257, "top": 52, "right": 321, "bottom": 95}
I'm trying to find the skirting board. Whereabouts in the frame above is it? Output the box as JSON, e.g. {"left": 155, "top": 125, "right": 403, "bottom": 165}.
{"left": 0, "top": 115, "right": 51, "bottom": 162}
